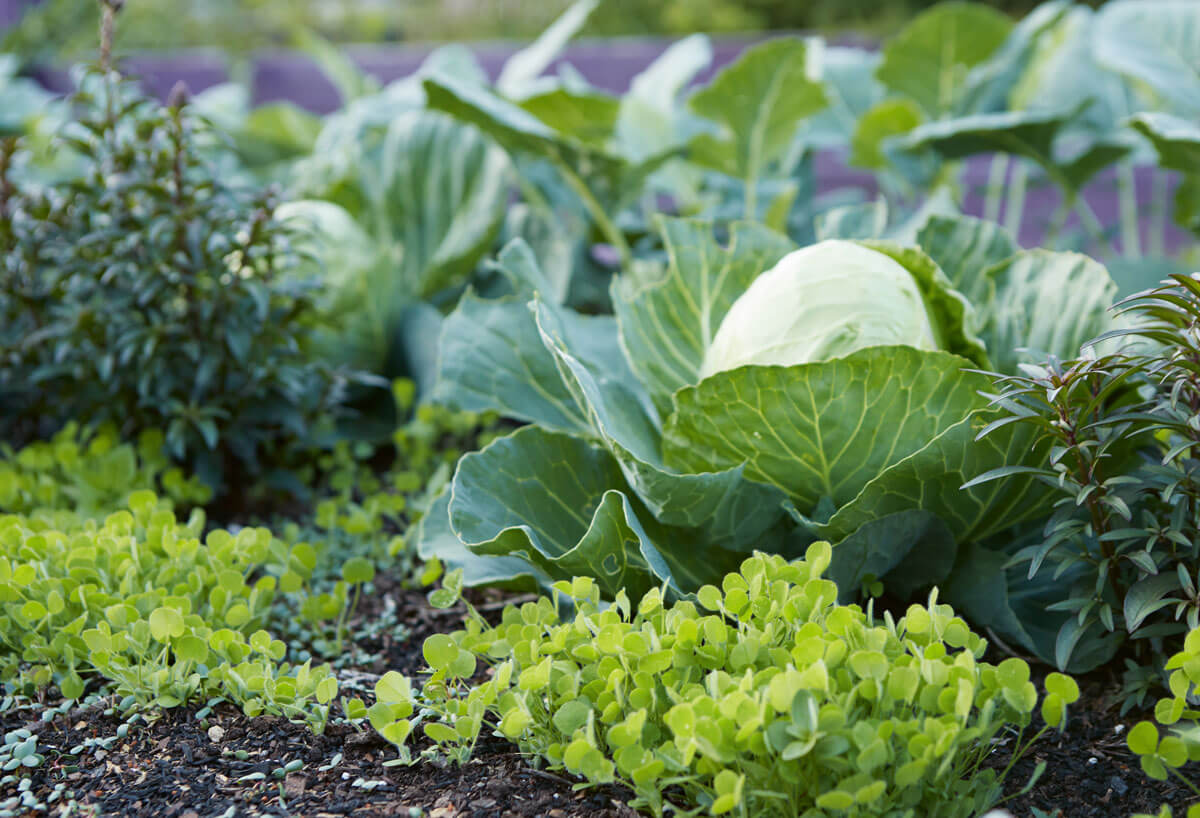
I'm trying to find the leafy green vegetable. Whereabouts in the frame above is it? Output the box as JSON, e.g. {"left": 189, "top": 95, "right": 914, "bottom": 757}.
{"left": 283, "top": 109, "right": 509, "bottom": 375}
{"left": 700, "top": 241, "right": 952, "bottom": 375}
{"left": 875, "top": 2, "right": 1013, "bottom": 118}
{"left": 421, "top": 213, "right": 1117, "bottom": 612}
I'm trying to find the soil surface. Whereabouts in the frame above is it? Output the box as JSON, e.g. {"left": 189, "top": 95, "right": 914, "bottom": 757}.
{"left": 994, "top": 669, "right": 1198, "bottom": 818}
{"left": 0, "top": 700, "right": 638, "bottom": 817}
{"left": 1, "top": 579, "right": 1196, "bottom": 817}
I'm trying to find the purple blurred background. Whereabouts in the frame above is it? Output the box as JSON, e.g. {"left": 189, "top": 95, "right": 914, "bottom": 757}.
{"left": 4, "top": 0, "right": 1189, "bottom": 262}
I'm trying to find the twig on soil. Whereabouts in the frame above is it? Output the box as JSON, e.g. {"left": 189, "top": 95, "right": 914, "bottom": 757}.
{"left": 524, "top": 767, "right": 581, "bottom": 788}
{"left": 986, "top": 627, "right": 1037, "bottom": 663}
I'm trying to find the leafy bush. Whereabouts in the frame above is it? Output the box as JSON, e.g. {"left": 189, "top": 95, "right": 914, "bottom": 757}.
{"left": 0, "top": 64, "right": 363, "bottom": 490}
{"left": 1127, "top": 626, "right": 1200, "bottom": 817}
{"left": 369, "top": 545, "right": 1077, "bottom": 817}
{"left": 972, "top": 272, "right": 1200, "bottom": 683}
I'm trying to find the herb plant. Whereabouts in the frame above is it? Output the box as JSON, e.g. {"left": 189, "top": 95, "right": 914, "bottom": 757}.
{"left": 372, "top": 545, "right": 1076, "bottom": 817}
{"left": 971, "top": 272, "right": 1200, "bottom": 680}
{"left": 0, "top": 55, "right": 362, "bottom": 491}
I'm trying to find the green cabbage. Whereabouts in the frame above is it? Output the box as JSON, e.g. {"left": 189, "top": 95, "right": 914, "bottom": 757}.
{"left": 701, "top": 240, "right": 941, "bottom": 377}
{"left": 421, "top": 214, "right": 1121, "bottom": 671}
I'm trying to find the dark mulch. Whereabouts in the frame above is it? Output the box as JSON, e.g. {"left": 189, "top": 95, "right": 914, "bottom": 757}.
{"left": 0, "top": 701, "right": 638, "bottom": 817}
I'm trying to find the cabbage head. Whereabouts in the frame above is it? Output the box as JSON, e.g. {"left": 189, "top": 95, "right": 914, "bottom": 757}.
{"left": 701, "top": 240, "right": 942, "bottom": 377}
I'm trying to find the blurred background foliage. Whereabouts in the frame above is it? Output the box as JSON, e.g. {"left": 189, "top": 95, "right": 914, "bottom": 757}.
{"left": 4, "top": 0, "right": 1101, "bottom": 61}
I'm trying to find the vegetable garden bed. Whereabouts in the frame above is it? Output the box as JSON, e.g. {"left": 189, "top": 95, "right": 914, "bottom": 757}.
{"left": 0, "top": 580, "right": 1193, "bottom": 818}
{"left": 2, "top": 0, "right": 1200, "bottom": 815}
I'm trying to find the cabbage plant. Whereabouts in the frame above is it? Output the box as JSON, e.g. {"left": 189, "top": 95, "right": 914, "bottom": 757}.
{"left": 419, "top": 213, "right": 1121, "bottom": 667}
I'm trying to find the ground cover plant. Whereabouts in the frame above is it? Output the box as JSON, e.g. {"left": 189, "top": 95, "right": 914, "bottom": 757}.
{"left": 0, "top": 425, "right": 340, "bottom": 729}
{"left": 373, "top": 546, "right": 1080, "bottom": 817}
{"left": 1127, "top": 626, "right": 1200, "bottom": 818}
{"left": 0, "top": 0, "right": 1198, "bottom": 815}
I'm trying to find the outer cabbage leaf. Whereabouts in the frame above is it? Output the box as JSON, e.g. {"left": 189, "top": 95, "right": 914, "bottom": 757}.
{"left": 849, "top": 99, "right": 925, "bottom": 171}
{"left": 827, "top": 510, "right": 957, "bottom": 603}
{"left": 817, "top": 409, "right": 1053, "bottom": 545}
{"left": 615, "top": 34, "right": 712, "bottom": 200}
{"left": 916, "top": 214, "right": 1017, "bottom": 309}
{"left": 1129, "top": 113, "right": 1200, "bottom": 171}
{"left": 423, "top": 74, "right": 677, "bottom": 215}
{"left": 285, "top": 109, "right": 509, "bottom": 374}
{"left": 430, "top": 291, "right": 601, "bottom": 436}
{"left": 446, "top": 426, "right": 747, "bottom": 596}
{"left": 276, "top": 200, "right": 388, "bottom": 372}
{"left": 875, "top": 2, "right": 1013, "bottom": 118}
{"left": 415, "top": 485, "right": 547, "bottom": 590}
{"left": 496, "top": 0, "right": 600, "bottom": 98}
{"left": 980, "top": 250, "right": 1118, "bottom": 374}
{"left": 611, "top": 218, "right": 794, "bottom": 413}
{"left": 810, "top": 193, "right": 961, "bottom": 246}
{"left": 1093, "top": 0, "right": 1200, "bottom": 116}
{"left": 489, "top": 233, "right": 573, "bottom": 305}
{"left": 533, "top": 299, "right": 796, "bottom": 549}
{"left": 1009, "top": 6, "right": 1141, "bottom": 157}
{"left": 944, "top": 541, "right": 1121, "bottom": 673}
{"left": 380, "top": 111, "right": 510, "bottom": 299}
{"left": 663, "top": 346, "right": 990, "bottom": 512}
{"left": 802, "top": 47, "right": 885, "bottom": 150}
{"left": 957, "top": 0, "right": 1072, "bottom": 115}
{"left": 687, "top": 38, "right": 827, "bottom": 184}
{"left": 857, "top": 241, "right": 988, "bottom": 367}
{"left": 814, "top": 199, "right": 888, "bottom": 242}
{"left": 900, "top": 107, "right": 1132, "bottom": 194}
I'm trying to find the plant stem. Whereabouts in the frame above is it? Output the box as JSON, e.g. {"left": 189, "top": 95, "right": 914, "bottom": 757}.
{"left": 99, "top": 1, "right": 118, "bottom": 73}
{"left": 1044, "top": 196, "right": 1073, "bottom": 247}
{"left": 1003, "top": 160, "right": 1029, "bottom": 240}
{"left": 744, "top": 172, "right": 758, "bottom": 224}
{"left": 553, "top": 156, "right": 632, "bottom": 270}
{"left": 335, "top": 583, "right": 361, "bottom": 656}
{"left": 1117, "top": 161, "right": 1142, "bottom": 258}
{"left": 984, "top": 154, "right": 1009, "bottom": 226}
{"left": 1150, "top": 169, "right": 1168, "bottom": 258}
{"left": 1077, "top": 197, "right": 1120, "bottom": 256}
